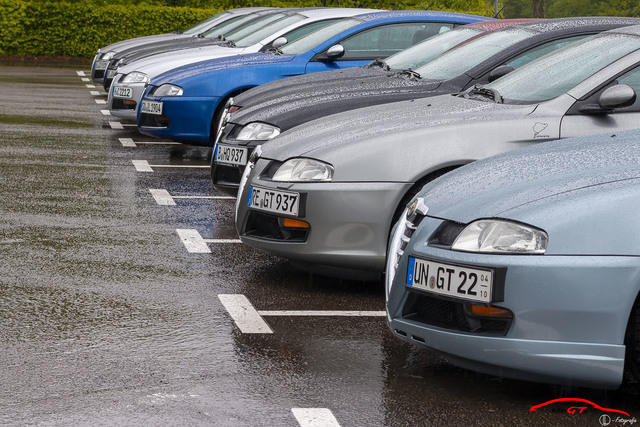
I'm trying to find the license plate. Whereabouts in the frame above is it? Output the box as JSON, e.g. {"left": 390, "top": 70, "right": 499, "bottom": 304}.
{"left": 113, "top": 86, "right": 132, "bottom": 99}
{"left": 407, "top": 257, "right": 493, "bottom": 303}
{"left": 214, "top": 143, "right": 248, "bottom": 166}
{"left": 141, "top": 100, "right": 163, "bottom": 115}
{"left": 248, "top": 185, "right": 299, "bottom": 216}
{"left": 95, "top": 60, "right": 108, "bottom": 69}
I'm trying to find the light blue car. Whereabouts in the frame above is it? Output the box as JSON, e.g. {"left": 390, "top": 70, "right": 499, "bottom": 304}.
{"left": 385, "top": 129, "right": 640, "bottom": 389}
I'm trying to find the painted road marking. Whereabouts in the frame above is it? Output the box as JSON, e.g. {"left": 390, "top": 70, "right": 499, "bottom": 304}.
{"left": 218, "top": 294, "right": 273, "bottom": 334}
{"left": 149, "top": 188, "right": 235, "bottom": 205}
{"left": 81, "top": 77, "right": 90, "bottom": 82}
{"left": 76, "top": 70, "right": 86, "bottom": 76}
{"left": 86, "top": 84, "right": 96, "bottom": 88}
{"left": 292, "top": 408, "right": 341, "bottom": 427}
{"left": 259, "top": 310, "right": 386, "bottom": 317}
{"left": 90, "top": 90, "right": 101, "bottom": 96}
{"left": 119, "top": 138, "right": 179, "bottom": 147}
{"left": 101, "top": 110, "right": 111, "bottom": 116}
{"left": 95, "top": 99, "right": 107, "bottom": 104}
{"left": 176, "top": 229, "right": 212, "bottom": 253}
{"left": 109, "top": 121, "right": 124, "bottom": 130}
{"left": 149, "top": 189, "right": 176, "bottom": 206}
{"left": 132, "top": 160, "right": 153, "bottom": 172}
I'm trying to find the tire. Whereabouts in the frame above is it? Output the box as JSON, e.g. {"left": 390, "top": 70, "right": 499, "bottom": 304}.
{"left": 624, "top": 294, "right": 640, "bottom": 390}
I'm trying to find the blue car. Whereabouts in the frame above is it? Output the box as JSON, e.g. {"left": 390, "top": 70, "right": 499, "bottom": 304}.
{"left": 386, "top": 129, "right": 640, "bottom": 389}
{"left": 137, "top": 11, "right": 490, "bottom": 145}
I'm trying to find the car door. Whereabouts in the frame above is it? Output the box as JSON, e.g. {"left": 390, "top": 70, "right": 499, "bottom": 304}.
{"left": 305, "top": 22, "right": 455, "bottom": 73}
{"left": 560, "top": 65, "right": 640, "bottom": 137}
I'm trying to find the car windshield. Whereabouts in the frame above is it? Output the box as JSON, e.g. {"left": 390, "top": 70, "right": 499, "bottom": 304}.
{"left": 200, "top": 13, "right": 263, "bottom": 39}
{"left": 280, "top": 18, "right": 362, "bottom": 56}
{"left": 182, "top": 11, "right": 229, "bottom": 35}
{"left": 486, "top": 33, "right": 640, "bottom": 103}
{"left": 414, "top": 28, "right": 535, "bottom": 80}
{"left": 385, "top": 27, "right": 482, "bottom": 70}
{"left": 225, "top": 13, "right": 288, "bottom": 43}
{"left": 234, "top": 14, "right": 305, "bottom": 47}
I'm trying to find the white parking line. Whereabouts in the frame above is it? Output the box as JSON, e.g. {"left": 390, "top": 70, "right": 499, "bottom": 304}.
{"left": 176, "top": 229, "right": 212, "bottom": 253}
{"left": 101, "top": 110, "right": 111, "bottom": 116}
{"left": 109, "top": 121, "right": 124, "bottom": 129}
{"left": 149, "top": 189, "right": 176, "bottom": 206}
{"left": 119, "top": 138, "right": 179, "bottom": 147}
{"left": 259, "top": 310, "right": 386, "bottom": 317}
{"left": 90, "top": 90, "right": 101, "bottom": 96}
{"left": 86, "top": 84, "right": 96, "bottom": 88}
{"left": 292, "top": 408, "right": 341, "bottom": 427}
{"left": 132, "top": 160, "right": 153, "bottom": 172}
{"left": 76, "top": 70, "right": 86, "bottom": 76}
{"left": 218, "top": 294, "right": 273, "bottom": 334}
{"left": 81, "top": 78, "right": 90, "bottom": 82}
{"left": 95, "top": 99, "right": 106, "bottom": 104}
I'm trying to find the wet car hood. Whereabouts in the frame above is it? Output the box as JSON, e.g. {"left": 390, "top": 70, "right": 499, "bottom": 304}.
{"left": 102, "top": 33, "right": 188, "bottom": 54}
{"left": 115, "top": 37, "right": 223, "bottom": 65}
{"left": 118, "top": 45, "right": 247, "bottom": 78}
{"left": 230, "top": 66, "right": 448, "bottom": 130}
{"left": 151, "top": 52, "right": 293, "bottom": 85}
{"left": 261, "top": 93, "right": 534, "bottom": 162}
{"left": 418, "top": 130, "right": 640, "bottom": 224}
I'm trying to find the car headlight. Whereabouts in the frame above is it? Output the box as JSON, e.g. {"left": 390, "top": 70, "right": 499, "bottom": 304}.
{"left": 121, "top": 72, "right": 149, "bottom": 84}
{"left": 153, "top": 84, "right": 183, "bottom": 97}
{"left": 272, "top": 158, "right": 333, "bottom": 182}
{"left": 386, "top": 208, "right": 409, "bottom": 300}
{"left": 451, "top": 219, "right": 548, "bottom": 254}
{"left": 236, "top": 123, "right": 280, "bottom": 141}
{"left": 102, "top": 51, "right": 115, "bottom": 60}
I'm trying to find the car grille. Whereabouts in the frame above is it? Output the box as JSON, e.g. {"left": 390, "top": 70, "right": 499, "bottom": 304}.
{"left": 402, "top": 292, "right": 511, "bottom": 336}
{"left": 139, "top": 113, "right": 169, "bottom": 128}
{"left": 212, "top": 163, "right": 242, "bottom": 188}
{"left": 112, "top": 98, "right": 136, "bottom": 110}
{"left": 244, "top": 211, "right": 309, "bottom": 242}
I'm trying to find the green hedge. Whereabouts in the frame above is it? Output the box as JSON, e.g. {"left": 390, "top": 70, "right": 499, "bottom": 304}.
{"left": 0, "top": 0, "right": 493, "bottom": 58}
{"left": 0, "top": 0, "right": 220, "bottom": 57}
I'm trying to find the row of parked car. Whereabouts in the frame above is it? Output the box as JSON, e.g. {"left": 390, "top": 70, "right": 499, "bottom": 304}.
{"left": 94, "top": 7, "right": 640, "bottom": 390}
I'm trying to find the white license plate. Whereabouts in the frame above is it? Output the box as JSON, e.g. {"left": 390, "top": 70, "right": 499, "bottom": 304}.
{"left": 215, "top": 143, "right": 248, "bottom": 166}
{"left": 95, "top": 60, "right": 108, "bottom": 70}
{"left": 113, "top": 86, "right": 132, "bottom": 99}
{"left": 248, "top": 185, "right": 299, "bottom": 216}
{"left": 141, "top": 100, "right": 163, "bottom": 115}
{"left": 407, "top": 257, "right": 493, "bottom": 303}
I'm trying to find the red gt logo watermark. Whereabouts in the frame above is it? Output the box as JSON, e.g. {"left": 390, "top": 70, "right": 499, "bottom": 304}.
{"left": 530, "top": 398, "right": 636, "bottom": 426}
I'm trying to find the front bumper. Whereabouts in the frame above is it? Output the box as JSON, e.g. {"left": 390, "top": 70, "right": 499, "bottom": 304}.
{"left": 386, "top": 216, "right": 640, "bottom": 388}
{"left": 138, "top": 94, "right": 221, "bottom": 146}
{"left": 212, "top": 133, "right": 261, "bottom": 192}
{"left": 236, "top": 158, "right": 412, "bottom": 273}
{"left": 91, "top": 56, "right": 108, "bottom": 84}
{"left": 108, "top": 75, "right": 147, "bottom": 121}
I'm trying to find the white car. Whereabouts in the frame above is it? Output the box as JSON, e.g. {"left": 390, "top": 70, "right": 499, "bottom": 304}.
{"left": 107, "top": 8, "right": 378, "bottom": 121}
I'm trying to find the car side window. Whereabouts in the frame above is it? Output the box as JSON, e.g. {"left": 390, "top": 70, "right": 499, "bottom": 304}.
{"left": 505, "top": 35, "right": 589, "bottom": 69}
{"left": 338, "top": 22, "right": 455, "bottom": 60}
{"left": 610, "top": 66, "right": 640, "bottom": 111}
{"left": 276, "top": 19, "right": 344, "bottom": 47}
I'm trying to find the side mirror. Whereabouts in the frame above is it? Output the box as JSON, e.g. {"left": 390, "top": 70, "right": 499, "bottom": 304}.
{"left": 599, "top": 84, "right": 636, "bottom": 109}
{"left": 488, "top": 65, "right": 515, "bottom": 83}
{"left": 272, "top": 37, "right": 288, "bottom": 49}
{"left": 326, "top": 44, "right": 345, "bottom": 59}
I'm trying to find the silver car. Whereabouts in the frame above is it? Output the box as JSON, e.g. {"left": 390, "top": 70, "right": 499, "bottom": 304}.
{"left": 235, "top": 24, "right": 640, "bottom": 279}
{"left": 107, "top": 8, "right": 378, "bottom": 121}
{"left": 91, "top": 8, "right": 267, "bottom": 84}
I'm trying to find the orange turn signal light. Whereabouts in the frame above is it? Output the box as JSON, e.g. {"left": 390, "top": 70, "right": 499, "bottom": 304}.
{"left": 229, "top": 105, "right": 241, "bottom": 114}
{"left": 467, "top": 304, "right": 512, "bottom": 318}
{"left": 124, "top": 100, "right": 136, "bottom": 106}
{"left": 282, "top": 218, "right": 310, "bottom": 229}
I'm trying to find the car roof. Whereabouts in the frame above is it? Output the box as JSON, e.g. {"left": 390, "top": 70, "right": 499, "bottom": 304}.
{"left": 227, "top": 7, "right": 279, "bottom": 14}
{"left": 517, "top": 16, "right": 640, "bottom": 33}
{"left": 609, "top": 23, "right": 640, "bottom": 36}
{"left": 355, "top": 10, "right": 490, "bottom": 23}
{"left": 298, "top": 8, "right": 381, "bottom": 19}
{"left": 465, "top": 18, "right": 540, "bottom": 32}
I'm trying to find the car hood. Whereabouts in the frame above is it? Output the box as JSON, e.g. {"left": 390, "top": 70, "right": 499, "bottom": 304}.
{"left": 152, "top": 53, "right": 293, "bottom": 85}
{"left": 103, "top": 33, "right": 186, "bottom": 53}
{"left": 418, "top": 130, "right": 640, "bottom": 225}
{"left": 230, "top": 68, "right": 446, "bottom": 130}
{"left": 118, "top": 46, "right": 248, "bottom": 78}
{"left": 261, "top": 94, "right": 534, "bottom": 162}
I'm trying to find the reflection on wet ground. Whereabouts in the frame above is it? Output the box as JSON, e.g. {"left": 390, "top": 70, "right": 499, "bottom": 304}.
{"left": 0, "top": 66, "right": 637, "bottom": 425}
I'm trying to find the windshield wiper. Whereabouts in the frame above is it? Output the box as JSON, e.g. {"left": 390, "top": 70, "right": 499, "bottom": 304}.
{"left": 395, "top": 68, "right": 421, "bottom": 80}
{"left": 221, "top": 40, "right": 236, "bottom": 48}
{"left": 366, "top": 58, "right": 390, "bottom": 71}
{"left": 466, "top": 85, "right": 503, "bottom": 103}
{"left": 264, "top": 46, "right": 283, "bottom": 56}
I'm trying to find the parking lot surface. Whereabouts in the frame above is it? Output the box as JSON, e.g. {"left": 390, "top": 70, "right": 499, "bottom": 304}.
{"left": 1, "top": 66, "right": 638, "bottom": 426}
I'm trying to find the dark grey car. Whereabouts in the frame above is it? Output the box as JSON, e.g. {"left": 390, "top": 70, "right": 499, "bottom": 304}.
{"left": 212, "top": 17, "right": 640, "bottom": 191}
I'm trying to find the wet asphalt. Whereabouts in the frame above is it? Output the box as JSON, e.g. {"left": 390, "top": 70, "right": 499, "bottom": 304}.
{"left": 1, "top": 66, "right": 639, "bottom": 426}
